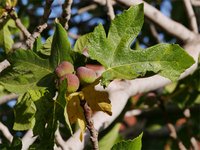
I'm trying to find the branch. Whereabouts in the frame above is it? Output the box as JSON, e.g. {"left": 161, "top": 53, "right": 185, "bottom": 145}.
{"left": 183, "top": 0, "right": 198, "bottom": 33}
{"left": 60, "top": 0, "right": 73, "bottom": 30}
{"left": 115, "top": 0, "right": 197, "bottom": 43}
{"left": 0, "top": 59, "right": 10, "bottom": 73}
{"left": 149, "top": 23, "right": 161, "bottom": 43}
{"left": 0, "top": 122, "right": 13, "bottom": 143}
{"left": 26, "top": 0, "right": 54, "bottom": 49}
{"left": 167, "top": 123, "right": 187, "bottom": 150}
{"left": 157, "top": 97, "right": 187, "bottom": 150}
{"left": 55, "top": 128, "right": 66, "bottom": 150}
{"left": 80, "top": 100, "right": 99, "bottom": 150}
{"left": 7, "top": 8, "right": 31, "bottom": 39}
{"left": 0, "top": 93, "right": 18, "bottom": 105}
{"left": 106, "top": 0, "right": 115, "bottom": 20}
{"left": 77, "top": 4, "right": 97, "bottom": 14}
{"left": 190, "top": 137, "right": 199, "bottom": 150}
{"left": 21, "top": 130, "right": 37, "bottom": 150}
{"left": 191, "top": 0, "right": 200, "bottom": 6}
{"left": 63, "top": 41, "right": 200, "bottom": 149}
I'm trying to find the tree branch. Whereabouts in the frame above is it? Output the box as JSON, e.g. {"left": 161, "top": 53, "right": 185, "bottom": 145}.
{"left": 80, "top": 100, "right": 99, "bottom": 150}
{"left": 63, "top": 41, "right": 200, "bottom": 150}
{"left": 106, "top": 0, "right": 115, "bottom": 20}
{"left": 149, "top": 23, "right": 161, "bottom": 43}
{"left": 0, "top": 122, "right": 13, "bottom": 143}
{"left": 115, "top": 0, "right": 197, "bottom": 43}
{"left": 55, "top": 128, "right": 66, "bottom": 150}
{"left": 157, "top": 97, "right": 187, "bottom": 150}
{"left": 60, "top": 0, "right": 73, "bottom": 30}
{"left": 21, "top": 130, "right": 37, "bottom": 150}
{"left": 6, "top": 8, "right": 31, "bottom": 39}
{"left": 0, "top": 60, "right": 10, "bottom": 73}
{"left": 0, "top": 93, "right": 18, "bottom": 105}
{"left": 26, "top": 0, "right": 54, "bottom": 49}
{"left": 191, "top": 0, "right": 200, "bottom": 7}
{"left": 183, "top": 0, "right": 198, "bottom": 33}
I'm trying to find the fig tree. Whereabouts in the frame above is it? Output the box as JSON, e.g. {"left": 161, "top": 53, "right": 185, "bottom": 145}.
{"left": 60, "top": 74, "right": 80, "bottom": 93}
{"left": 55, "top": 61, "right": 74, "bottom": 77}
{"left": 76, "top": 66, "right": 97, "bottom": 84}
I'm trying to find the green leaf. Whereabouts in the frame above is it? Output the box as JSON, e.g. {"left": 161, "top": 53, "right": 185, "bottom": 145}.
{"left": 10, "top": 137, "right": 22, "bottom": 150}
{"left": 56, "top": 79, "right": 72, "bottom": 134}
{"left": 87, "top": 4, "right": 195, "bottom": 86}
{"left": 99, "top": 123, "right": 121, "bottom": 150}
{"left": 39, "top": 36, "right": 52, "bottom": 57}
{"left": 111, "top": 132, "right": 143, "bottom": 150}
{"left": 13, "top": 92, "right": 36, "bottom": 130}
{"left": 0, "top": 19, "right": 14, "bottom": 53}
{"left": 33, "top": 36, "right": 42, "bottom": 53}
{"left": 50, "top": 23, "right": 73, "bottom": 69}
{"left": 0, "top": 50, "right": 54, "bottom": 93}
{"left": 74, "top": 33, "right": 91, "bottom": 53}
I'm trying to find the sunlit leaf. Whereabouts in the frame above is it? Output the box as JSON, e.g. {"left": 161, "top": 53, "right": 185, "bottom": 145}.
{"left": 0, "top": 50, "right": 54, "bottom": 93}
{"left": 82, "top": 80, "right": 112, "bottom": 115}
{"left": 111, "top": 132, "right": 143, "bottom": 150}
{"left": 87, "top": 4, "right": 195, "bottom": 86}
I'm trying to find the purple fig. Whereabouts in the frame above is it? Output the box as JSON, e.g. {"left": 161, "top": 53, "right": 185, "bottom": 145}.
{"left": 55, "top": 61, "right": 74, "bottom": 77}
{"left": 76, "top": 67, "right": 97, "bottom": 84}
{"left": 60, "top": 74, "right": 80, "bottom": 93}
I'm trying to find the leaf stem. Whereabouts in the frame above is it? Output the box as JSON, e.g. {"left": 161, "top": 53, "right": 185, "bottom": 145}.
{"left": 80, "top": 99, "right": 99, "bottom": 150}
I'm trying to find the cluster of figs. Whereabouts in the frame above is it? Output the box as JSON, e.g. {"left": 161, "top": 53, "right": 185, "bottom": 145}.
{"left": 55, "top": 61, "right": 97, "bottom": 93}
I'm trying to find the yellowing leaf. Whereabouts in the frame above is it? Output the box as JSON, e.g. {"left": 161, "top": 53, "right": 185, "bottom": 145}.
{"left": 82, "top": 80, "right": 112, "bottom": 115}
{"left": 67, "top": 95, "right": 86, "bottom": 141}
{"left": 77, "top": 118, "right": 86, "bottom": 141}
{"left": 67, "top": 95, "right": 85, "bottom": 124}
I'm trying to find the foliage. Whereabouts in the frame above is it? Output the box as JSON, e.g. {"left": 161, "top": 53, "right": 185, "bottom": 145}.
{"left": 0, "top": 1, "right": 199, "bottom": 150}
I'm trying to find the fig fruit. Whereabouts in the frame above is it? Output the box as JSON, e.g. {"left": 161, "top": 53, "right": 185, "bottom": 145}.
{"left": 60, "top": 74, "right": 80, "bottom": 93}
{"left": 76, "top": 66, "right": 97, "bottom": 84}
{"left": 55, "top": 61, "right": 74, "bottom": 77}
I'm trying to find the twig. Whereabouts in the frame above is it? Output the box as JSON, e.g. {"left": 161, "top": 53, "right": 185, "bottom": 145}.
{"left": 190, "top": 137, "right": 199, "bottom": 150}
{"left": 149, "top": 23, "right": 160, "bottom": 43}
{"left": 0, "top": 59, "right": 10, "bottom": 73}
{"left": 115, "top": 0, "right": 196, "bottom": 42}
{"left": 21, "top": 130, "right": 37, "bottom": 150}
{"left": 191, "top": 0, "right": 200, "bottom": 7}
{"left": 106, "top": 0, "right": 115, "bottom": 20}
{"left": 183, "top": 108, "right": 199, "bottom": 150}
{"left": 157, "top": 98, "right": 187, "bottom": 150}
{"left": 63, "top": 42, "right": 200, "bottom": 149}
{"left": 183, "top": 0, "right": 198, "bottom": 33}
{"left": 0, "top": 93, "right": 18, "bottom": 105}
{"left": 80, "top": 100, "right": 99, "bottom": 150}
{"left": 77, "top": 4, "right": 97, "bottom": 14}
{"left": 55, "top": 128, "right": 66, "bottom": 150}
{"left": 26, "top": 0, "right": 54, "bottom": 49}
{"left": 60, "top": 0, "right": 73, "bottom": 30}
{"left": 0, "top": 122, "right": 13, "bottom": 143}
{"left": 167, "top": 123, "right": 187, "bottom": 150}
{"left": 6, "top": 8, "right": 31, "bottom": 39}
{"left": 68, "top": 32, "right": 79, "bottom": 39}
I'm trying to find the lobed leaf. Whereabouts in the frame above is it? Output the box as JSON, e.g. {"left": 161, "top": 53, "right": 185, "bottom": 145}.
{"left": 87, "top": 4, "right": 195, "bottom": 86}
{"left": 0, "top": 50, "right": 54, "bottom": 93}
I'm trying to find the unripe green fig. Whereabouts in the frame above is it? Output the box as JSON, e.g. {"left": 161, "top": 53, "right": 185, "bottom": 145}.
{"left": 60, "top": 74, "right": 80, "bottom": 93}
{"left": 55, "top": 61, "right": 74, "bottom": 77}
{"left": 76, "top": 66, "right": 97, "bottom": 84}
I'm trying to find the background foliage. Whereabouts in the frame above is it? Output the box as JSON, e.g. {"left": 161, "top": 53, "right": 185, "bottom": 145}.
{"left": 0, "top": 0, "right": 199, "bottom": 150}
